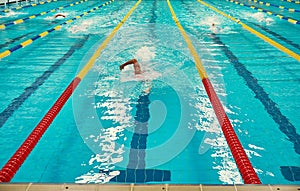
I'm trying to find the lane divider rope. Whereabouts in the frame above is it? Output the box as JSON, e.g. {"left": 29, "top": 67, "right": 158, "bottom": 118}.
{"left": 0, "top": 0, "right": 141, "bottom": 182}
{"left": 198, "top": 0, "right": 300, "bottom": 62}
{"left": 227, "top": 0, "right": 300, "bottom": 25}
{"left": 0, "top": 0, "right": 114, "bottom": 60}
{"left": 1, "top": 0, "right": 58, "bottom": 13}
{"left": 280, "top": 0, "right": 300, "bottom": 4}
{"left": 0, "top": 0, "right": 89, "bottom": 30}
{"left": 245, "top": 0, "right": 300, "bottom": 12}
{"left": 167, "top": 0, "right": 261, "bottom": 184}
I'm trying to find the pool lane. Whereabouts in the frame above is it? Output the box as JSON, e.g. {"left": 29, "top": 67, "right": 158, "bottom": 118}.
{"left": 199, "top": 0, "right": 300, "bottom": 61}
{"left": 198, "top": 0, "right": 300, "bottom": 152}
{"left": 1, "top": 0, "right": 59, "bottom": 13}
{"left": 167, "top": 0, "right": 261, "bottom": 184}
{"left": 0, "top": 0, "right": 140, "bottom": 182}
{"left": 0, "top": 0, "right": 131, "bottom": 183}
{"left": 0, "top": 35, "right": 89, "bottom": 128}
{"left": 209, "top": 0, "right": 300, "bottom": 54}
{"left": 180, "top": 0, "right": 300, "bottom": 156}
{"left": 0, "top": 0, "right": 128, "bottom": 127}
{"left": 0, "top": 0, "right": 115, "bottom": 59}
{"left": 0, "top": 0, "right": 90, "bottom": 30}
{"left": 0, "top": 0, "right": 103, "bottom": 52}
{"left": 248, "top": 21, "right": 300, "bottom": 51}
{"left": 0, "top": 0, "right": 67, "bottom": 23}
{"left": 177, "top": 0, "right": 300, "bottom": 183}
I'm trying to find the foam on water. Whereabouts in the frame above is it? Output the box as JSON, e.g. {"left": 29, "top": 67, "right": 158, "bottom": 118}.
{"left": 248, "top": 144, "right": 265, "bottom": 150}
{"left": 75, "top": 170, "right": 120, "bottom": 184}
{"left": 67, "top": 14, "right": 114, "bottom": 34}
{"left": 196, "top": 15, "right": 237, "bottom": 34}
{"left": 67, "top": 17, "right": 96, "bottom": 34}
{"left": 199, "top": 15, "right": 222, "bottom": 27}
{"left": 243, "top": 12, "right": 274, "bottom": 25}
{"left": 74, "top": 60, "right": 133, "bottom": 183}
{"left": 1, "top": 10, "right": 26, "bottom": 17}
{"left": 191, "top": 69, "right": 243, "bottom": 184}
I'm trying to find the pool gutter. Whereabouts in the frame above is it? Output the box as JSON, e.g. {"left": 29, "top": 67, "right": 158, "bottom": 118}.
{"left": 0, "top": 183, "right": 299, "bottom": 191}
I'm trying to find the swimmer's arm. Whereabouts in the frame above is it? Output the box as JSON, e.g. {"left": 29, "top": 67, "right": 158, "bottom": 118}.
{"left": 54, "top": 14, "right": 66, "bottom": 18}
{"left": 120, "top": 59, "right": 138, "bottom": 70}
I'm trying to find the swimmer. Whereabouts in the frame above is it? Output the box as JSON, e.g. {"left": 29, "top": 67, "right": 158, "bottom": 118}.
{"left": 120, "top": 59, "right": 142, "bottom": 75}
{"left": 54, "top": 13, "right": 66, "bottom": 19}
{"left": 209, "top": 23, "right": 219, "bottom": 34}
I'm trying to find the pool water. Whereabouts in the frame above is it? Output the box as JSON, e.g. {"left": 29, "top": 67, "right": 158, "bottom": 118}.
{"left": 0, "top": 0, "right": 299, "bottom": 184}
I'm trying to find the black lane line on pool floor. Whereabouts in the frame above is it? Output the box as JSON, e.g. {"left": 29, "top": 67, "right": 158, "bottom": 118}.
{"left": 0, "top": 35, "right": 89, "bottom": 128}
{"left": 249, "top": 21, "right": 300, "bottom": 51}
{"left": 180, "top": 0, "right": 300, "bottom": 156}
{"left": 111, "top": 89, "right": 171, "bottom": 183}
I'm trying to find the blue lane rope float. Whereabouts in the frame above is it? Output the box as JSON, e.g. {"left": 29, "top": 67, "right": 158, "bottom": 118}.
{"left": 0, "top": 0, "right": 89, "bottom": 30}
{"left": 226, "top": 0, "right": 300, "bottom": 25}
{"left": 0, "top": 0, "right": 115, "bottom": 60}
{"left": 1, "top": 0, "right": 58, "bottom": 13}
{"left": 246, "top": 0, "right": 300, "bottom": 12}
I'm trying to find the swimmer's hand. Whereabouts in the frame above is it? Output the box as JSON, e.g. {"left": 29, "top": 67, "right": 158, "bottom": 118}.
{"left": 120, "top": 64, "right": 125, "bottom": 70}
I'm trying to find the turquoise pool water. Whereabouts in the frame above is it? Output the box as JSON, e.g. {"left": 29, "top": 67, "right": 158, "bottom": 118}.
{"left": 0, "top": 0, "right": 299, "bottom": 184}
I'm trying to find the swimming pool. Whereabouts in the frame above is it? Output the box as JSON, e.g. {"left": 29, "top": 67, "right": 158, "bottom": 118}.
{"left": 0, "top": 0, "right": 299, "bottom": 185}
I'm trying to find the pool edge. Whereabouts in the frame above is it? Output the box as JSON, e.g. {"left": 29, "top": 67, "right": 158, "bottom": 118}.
{"left": 0, "top": 183, "right": 299, "bottom": 191}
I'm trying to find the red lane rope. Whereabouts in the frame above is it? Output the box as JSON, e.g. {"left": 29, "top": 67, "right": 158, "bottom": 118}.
{"left": 0, "top": 77, "right": 81, "bottom": 182}
{"left": 202, "top": 78, "right": 261, "bottom": 184}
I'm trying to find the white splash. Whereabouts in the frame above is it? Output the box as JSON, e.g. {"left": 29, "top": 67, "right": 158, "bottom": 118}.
{"left": 68, "top": 20, "right": 91, "bottom": 34}
{"left": 199, "top": 15, "right": 222, "bottom": 27}
{"left": 245, "top": 149, "right": 262, "bottom": 158}
{"left": 193, "top": 83, "right": 243, "bottom": 184}
{"left": 248, "top": 144, "right": 265, "bottom": 150}
{"left": 244, "top": 12, "right": 274, "bottom": 25}
{"left": 67, "top": 17, "right": 98, "bottom": 34}
{"left": 75, "top": 64, "right": 134, "bottom": 183}
{"left": 266, "top": 171, "right": 275, "bottom": 177}
{"left": 135, "top": 46, "right": 156, "bottom": 62}
{"left": 2, "top": 10, "right": 26, "bottom": 17}
{"left": 75, "top": 171, "right": 120, "bottom": 184}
